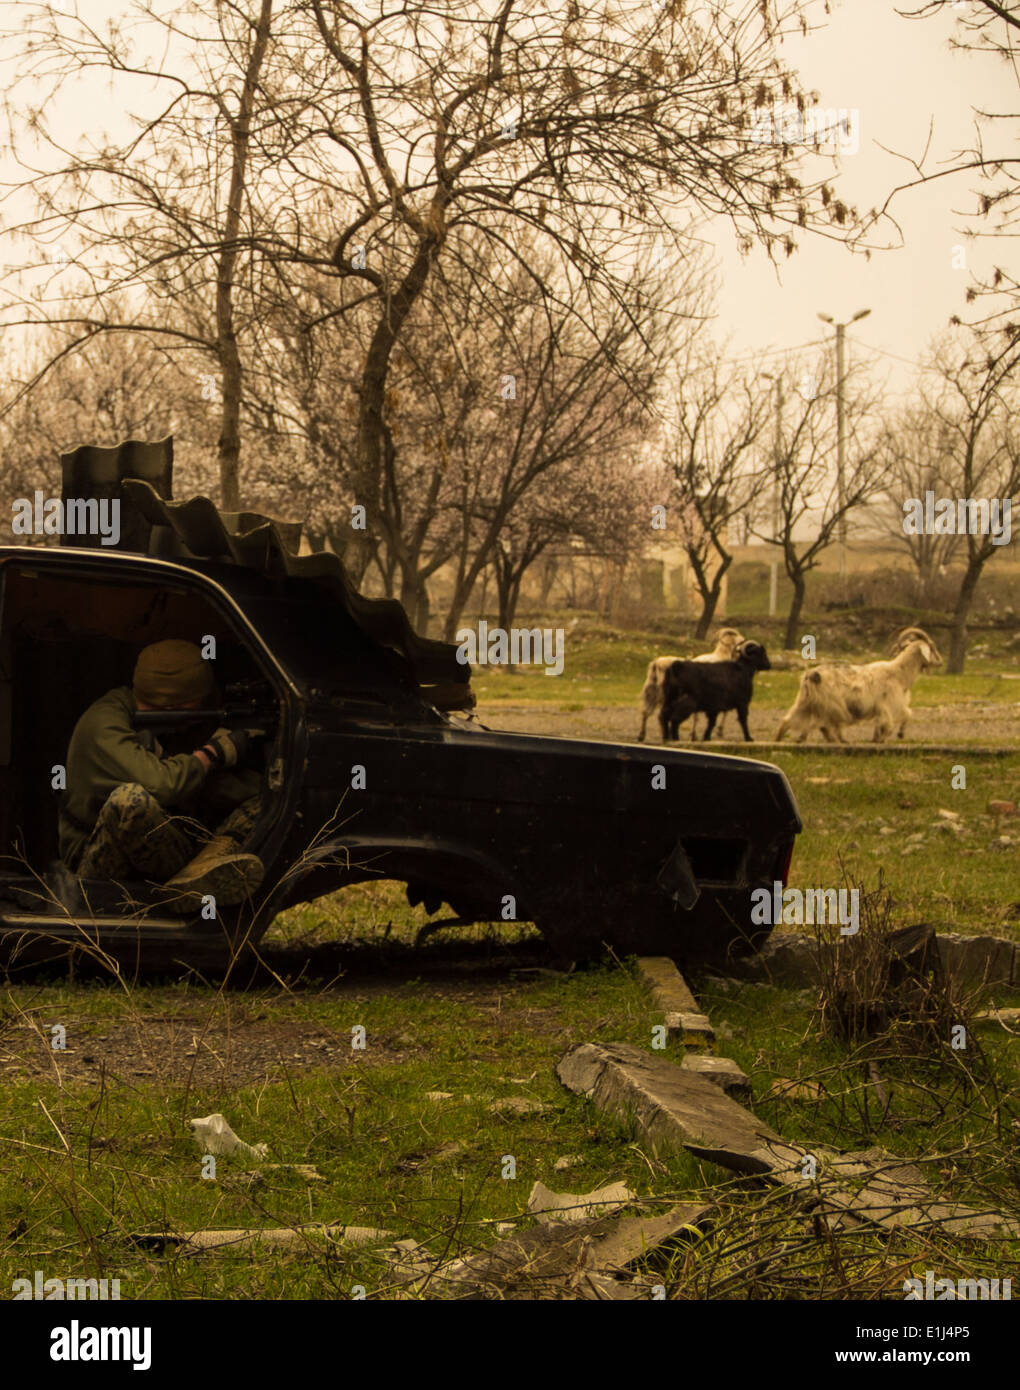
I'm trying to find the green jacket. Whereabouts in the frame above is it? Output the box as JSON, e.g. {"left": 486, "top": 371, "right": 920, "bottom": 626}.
{"left": 58, "top": 686, "right": 206, "bottom": 866}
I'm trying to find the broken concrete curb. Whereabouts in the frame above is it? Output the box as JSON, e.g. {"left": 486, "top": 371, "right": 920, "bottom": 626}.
{"left": 637, "top": 956, "right": 714, "bottom": 1042}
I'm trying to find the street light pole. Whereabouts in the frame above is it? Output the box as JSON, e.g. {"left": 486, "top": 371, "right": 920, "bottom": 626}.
{"left": 818, "top": 307, "right": 871, "bottom": 587}
{"left": 762, "top": 372, "right": 784, "bottom": 617}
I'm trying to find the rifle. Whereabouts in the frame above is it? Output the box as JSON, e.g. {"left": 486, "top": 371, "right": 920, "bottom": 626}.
{"left": 130, "top": 681, "right": 279, "bottom": 736}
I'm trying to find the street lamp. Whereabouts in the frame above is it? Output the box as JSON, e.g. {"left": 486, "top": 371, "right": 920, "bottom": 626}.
{"left": 818, "top": 307, "right": 871, "bottom": 583}
{"left": 761, "top": 370, "right": 784, "bottom": 619}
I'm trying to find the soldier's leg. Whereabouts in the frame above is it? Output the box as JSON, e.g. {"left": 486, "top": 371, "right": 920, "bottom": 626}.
{"left": 213, "top": 794, "right": 262, "bottom": 846}
{"left": 76, "top": 783, "right": 196, "bottom": 882}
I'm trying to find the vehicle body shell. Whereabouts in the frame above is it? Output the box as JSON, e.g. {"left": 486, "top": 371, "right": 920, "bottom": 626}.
{"left": 0, "top": 475, "right": 801, "bottom": 969}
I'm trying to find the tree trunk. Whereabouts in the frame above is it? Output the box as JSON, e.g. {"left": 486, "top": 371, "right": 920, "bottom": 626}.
{"left": 694, "top": 553, "right": 732, "bottom": 640}
{"left": 397, "top": 559, "right": 435, "bottom": 633}
{"left": 497, "top": 569, "right": 525, "bottom": 633}
{"left": 355, "top": 233, "right": 440, "bottom": 526}
{"left": 538, "top": 553, "right": 557, "bottom": 608}
{"left": 441, "top": 511, "right": 505, "bottom": 640}
{"left": 415, "top": 583, "right": 430, "bottom": 635}
{"left": 215, "top": 0, "right": 274, "bottom": 510}
{"left": 496, "top": 578, "right": 513, "bottom": 633}
{"left": 784, "top": 573, "right": 806, "bottom": 652}
{"left": 947, "top": 560, "right": 983, "bottom": 674}
{"left": 443, "top": 589, "right": 469, "bottom": 641}
{"left": 496, "top": 567, "right": 525, "bottom": 668}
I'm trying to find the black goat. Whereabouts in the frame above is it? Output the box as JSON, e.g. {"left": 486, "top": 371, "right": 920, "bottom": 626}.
{"left": 659, "top": 640, "right": 771, "bottom": 742}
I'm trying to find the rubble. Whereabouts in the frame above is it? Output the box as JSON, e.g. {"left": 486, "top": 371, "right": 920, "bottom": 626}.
{"left": 681, "top": 1054, "right": 751, "bottom": 1100}
{"left": 557, "top": 1040, "right": 781, "bottom": 1170}
{"left": 527, "top": 1179, "right": 634, "bottom": 1224}
{"left": 130, "top": 1223, "right": 396, "bottom": 1254}
{"left": 419, "top": 1202, "right": 712, "bottom": 1300}
{"left": 558, "top": 1042, "right": 1020, "bottom": 1241}
{"left": 725, "top": 929, "right": 1019, "bottom": 990}
{"left": 936, "top": 933, "right": 1018, "bottom": 988}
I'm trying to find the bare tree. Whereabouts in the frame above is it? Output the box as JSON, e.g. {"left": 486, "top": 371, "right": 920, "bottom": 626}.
{"left": 879, "top": 3, "right": 1020, "bottom": 364}
{"left": 437, "top": 260, "right": 673, "bottom": 639}
{"left": 750, "top": 353, "right": 885, "bottom": 649}
{"left": 488, "top": 435, "right": 661, "bottom": 635}
{"left": 873, "top": 405, "right": 963, "bottom": 605}
{"left": 1, "top": 0, "right": 288, "bottom": 507}
{"left": 0, "top": 328, "right": 203, "bottom": 516}
{"left": 917, "top": 333, "right": 1020, "bottom": 672}
{"left": 666, "top": 347, "right": 772, "bottom": 638}
{"left": 299, "top": 0, "right": 855, "bottom": 549}
{"left": 2, "top": 0, "right": 857, "bottom": 595}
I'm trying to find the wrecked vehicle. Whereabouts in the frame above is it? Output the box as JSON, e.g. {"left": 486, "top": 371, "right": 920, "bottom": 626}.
{"left": 0, "top": 439, "right": 801, "bottom": 970}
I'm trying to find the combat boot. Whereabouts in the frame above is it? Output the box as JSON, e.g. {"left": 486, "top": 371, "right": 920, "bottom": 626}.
{"left": 162, "top": 835, "right": 264, "bottom": 913}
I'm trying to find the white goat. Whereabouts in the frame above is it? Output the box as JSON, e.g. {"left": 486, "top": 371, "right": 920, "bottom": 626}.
{"left": 775, "top": 637, "right": 942, "bottom": 743}
{"left": 636, "top": 627, "right": 743, "bottom": 742}
{"left": 887, "top": 625, "right": 938, "bottom": 657}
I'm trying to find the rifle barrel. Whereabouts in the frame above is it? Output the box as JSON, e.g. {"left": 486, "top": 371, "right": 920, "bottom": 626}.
{"left": 131, "top": 707, "right": 276, "bottom": 729}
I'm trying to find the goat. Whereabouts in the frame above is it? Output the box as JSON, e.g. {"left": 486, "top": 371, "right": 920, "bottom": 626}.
{"left": 887, "top": 625, "right": 939, "bottom": 657}
{"left": 636, "top": 627, "right": 743, "bottom": 742}
{"left": 775, "top": 637, "right": 942, "bottom": 743}
{"left": 659, "top": 640, "right": 772, "bottom": 743}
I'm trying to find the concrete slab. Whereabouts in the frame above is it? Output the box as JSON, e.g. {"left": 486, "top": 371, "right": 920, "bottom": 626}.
{"left": 133, "top": 1223, "right": 396, "bottom": 1254}
{"left": 557, "top": 1040, "right": 779, "bottom": 1169}
{"left": 637, "top": 956, "right": 701, "bottom": 1012}
{"left": 664, "top": 1010, "right": 715, "bottom": 1045}
{"left": 725, "top": 933, "right": 827, "bottom": 986}
{"left": 681, "top": 1053, "right": 752, "bottom": 1101}
{"left": 937, "top": 934, "right": 1018, "bottom": 989}
{"left": 527, "top": 1179, "right": 634, "bottom": 1224}
{"left": 723, "top": 930, "right": 1019, "bottom": 992}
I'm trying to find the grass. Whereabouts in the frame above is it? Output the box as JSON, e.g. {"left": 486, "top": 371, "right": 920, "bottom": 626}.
{"left": 715, "top": 749, "right": 1020, "bottom": 937}
{"left": 4, "top": 949, "right": 1018, "bottom": 1300}
{"left": 0, "top": 961, "right": 703, "bottom": 1300}
{"left": 1, "top": 611, "right": 1017, "bottom": 1300}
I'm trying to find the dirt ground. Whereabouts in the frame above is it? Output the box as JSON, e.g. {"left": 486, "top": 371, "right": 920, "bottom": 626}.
{"left": 480, "top": 698, "right": 1020, "bottom": 747}
{"left": 0, "top": 951, "right": 559, "bottom": 1089}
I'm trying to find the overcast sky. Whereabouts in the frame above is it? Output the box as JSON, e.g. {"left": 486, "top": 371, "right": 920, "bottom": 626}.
{"left": 711, "top": 0, "right": 1014, "bottom": 391}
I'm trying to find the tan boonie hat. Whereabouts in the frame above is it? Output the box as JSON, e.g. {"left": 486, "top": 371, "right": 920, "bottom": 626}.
{"left": 133, "top": 639, "right": 214, "bottom": 708}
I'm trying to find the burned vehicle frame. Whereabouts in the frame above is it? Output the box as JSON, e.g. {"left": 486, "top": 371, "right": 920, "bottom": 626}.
{"left": 0, "top": 439, "right": 802, "bottom": 971}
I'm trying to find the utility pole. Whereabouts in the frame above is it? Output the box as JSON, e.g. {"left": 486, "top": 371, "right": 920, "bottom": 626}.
{"left": 818, "top": 307, "right": 871, "bottom": 585}
{"left": 762, "top": 371, "right": 783, "bottom": 617}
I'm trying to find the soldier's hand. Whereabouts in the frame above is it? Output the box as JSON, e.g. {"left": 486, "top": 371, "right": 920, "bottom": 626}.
{"left": 202, "top": 727, "right": 244, "bottom": 769}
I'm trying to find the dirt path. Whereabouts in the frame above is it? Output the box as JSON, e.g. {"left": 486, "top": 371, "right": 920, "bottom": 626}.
{"left": 479, "top": 699, "right": 1020, "bottom": 747}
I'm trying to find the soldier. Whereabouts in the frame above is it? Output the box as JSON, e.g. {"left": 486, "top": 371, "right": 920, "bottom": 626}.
{"left": 58, "top": 639, "right": 266, "bottom": 911}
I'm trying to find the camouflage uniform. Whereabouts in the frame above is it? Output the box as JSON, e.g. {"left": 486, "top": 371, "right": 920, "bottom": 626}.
{"left": 74, "top": 783, "right": 261, "bottom": 882}
{"left": 60, "top": 684, "right": 261, "bottom": 882}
